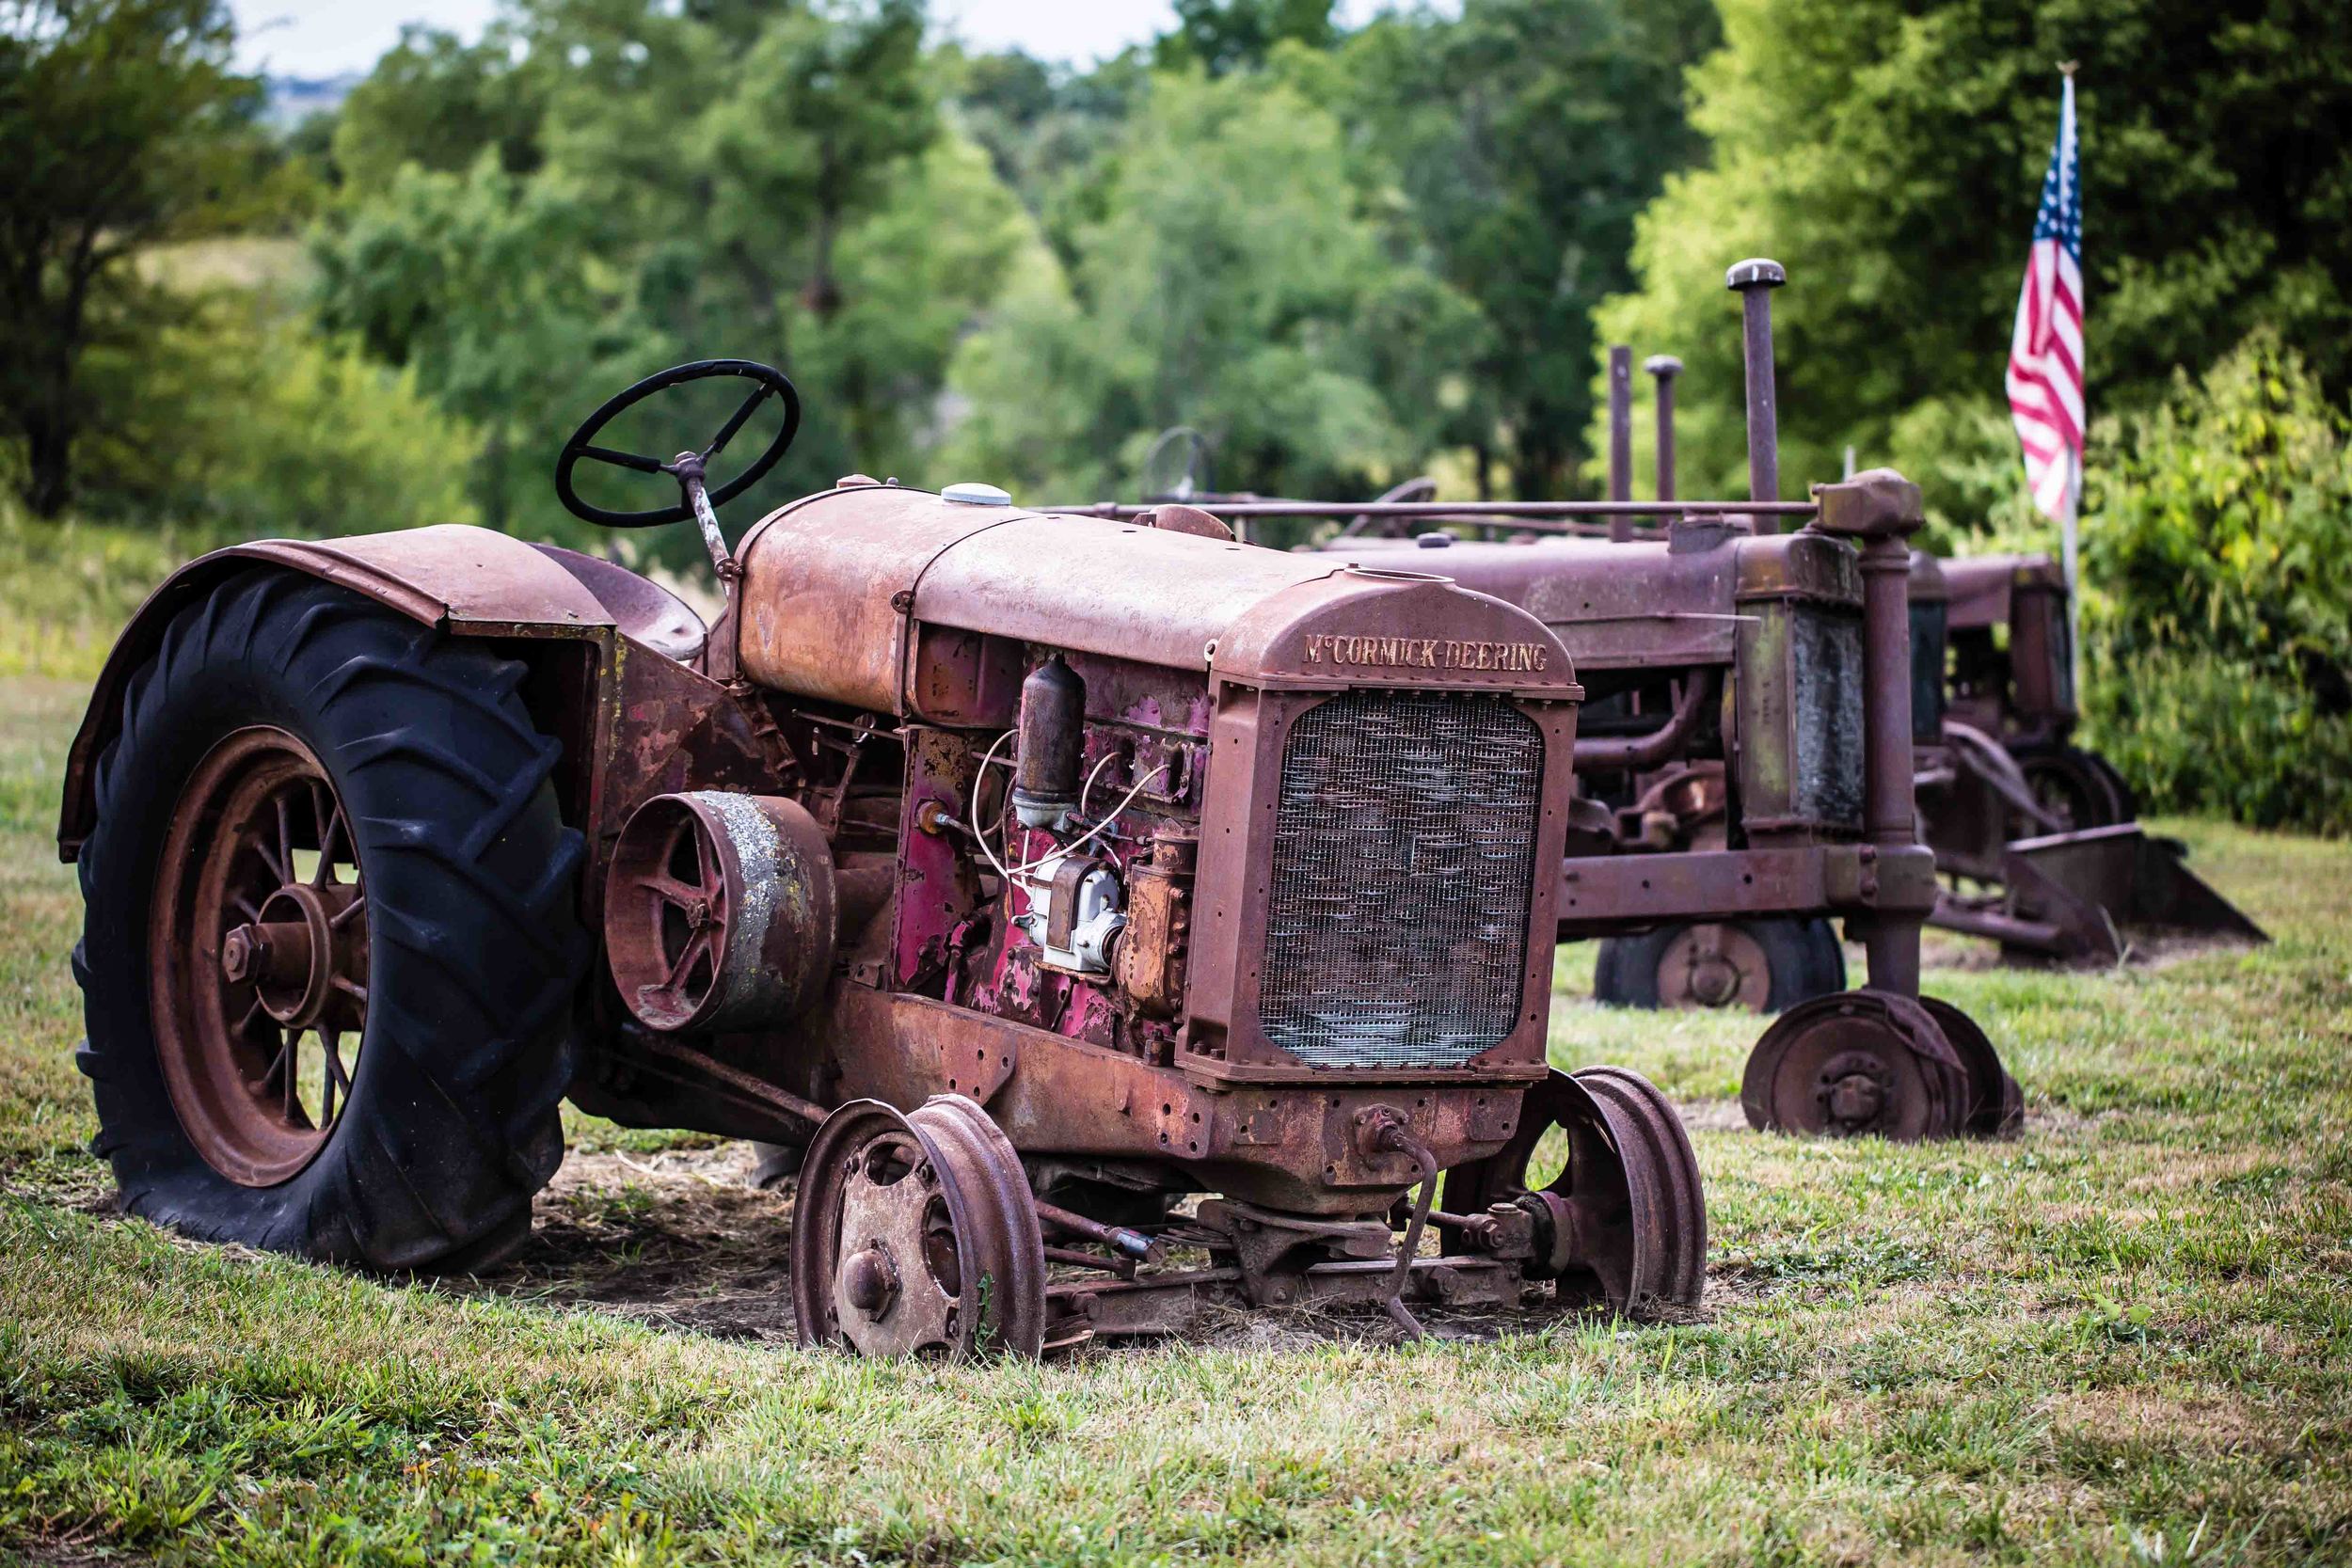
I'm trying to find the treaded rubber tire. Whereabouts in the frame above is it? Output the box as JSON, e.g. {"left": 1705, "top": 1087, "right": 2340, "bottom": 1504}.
{"left": 74, "top": 569, "right": 586, "bottom": 1271}
{"left": 1593, "top": 918, "right": 1846, "bottom": 1014}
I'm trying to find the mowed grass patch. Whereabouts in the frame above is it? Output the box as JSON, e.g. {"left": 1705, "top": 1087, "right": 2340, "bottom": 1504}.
{"left": 0, "top": 676, "right": 2345, "bottom": 1565}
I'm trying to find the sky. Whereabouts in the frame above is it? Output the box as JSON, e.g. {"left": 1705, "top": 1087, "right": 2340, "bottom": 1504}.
{"left": 228, "top": 0, "right": 1392, "bottom": 79}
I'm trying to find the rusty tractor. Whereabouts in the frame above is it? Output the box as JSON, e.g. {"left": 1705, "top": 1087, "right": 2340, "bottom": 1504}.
{"left": 1909, "top": 551, "right": 2265, "bottom": 963}
{"left": 1052, "top": 262, "right": 2017, "bottom": 1143}
{"left": 61, "top": 358, "right": 1710, "bottom": 1357}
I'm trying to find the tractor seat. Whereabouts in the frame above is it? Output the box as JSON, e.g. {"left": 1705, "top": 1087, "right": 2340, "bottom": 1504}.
{"left": 532, "top": 544, "right": 708, "bottom": 665}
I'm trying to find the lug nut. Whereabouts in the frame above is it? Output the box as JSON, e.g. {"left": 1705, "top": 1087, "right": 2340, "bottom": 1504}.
{"left": 220, "top": 926, "right": 262, "bottom": 983}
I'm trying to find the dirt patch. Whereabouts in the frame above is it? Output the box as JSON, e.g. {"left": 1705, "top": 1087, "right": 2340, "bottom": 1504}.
{"left": 466, "top": 1141, "right": 802, "bottom": 1343}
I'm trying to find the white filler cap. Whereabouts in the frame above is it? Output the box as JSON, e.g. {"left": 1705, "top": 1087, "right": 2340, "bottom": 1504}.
{"left": 942, "top": 482, "right": 1012, "bottom": 506}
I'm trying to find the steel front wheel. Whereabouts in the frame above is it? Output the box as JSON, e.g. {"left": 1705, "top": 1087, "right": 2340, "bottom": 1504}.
{"left": 75, "top": 570, "right": 586, "bottom": 1269}
{"left": 1440, "top": 1067, "right": 1707, "bottom": 1316}
{"left": 791, "top": 1095, "right": 1046, "bottom": 1359}
{"left": 1740, "top": 990, "right": 1970, "bottom": 1141}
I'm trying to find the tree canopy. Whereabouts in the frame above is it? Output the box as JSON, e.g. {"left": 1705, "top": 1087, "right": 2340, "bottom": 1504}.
{"left": 1592, "top": 0, "right": 2352, "bottom": 511}
{"left": 0, "top": 0, "right": 267, "bottom": 515}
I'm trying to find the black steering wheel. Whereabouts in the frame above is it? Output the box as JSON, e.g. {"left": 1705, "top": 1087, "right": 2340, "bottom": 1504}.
{"left": 553, "top": 358, "right": 802, "bottom": 528}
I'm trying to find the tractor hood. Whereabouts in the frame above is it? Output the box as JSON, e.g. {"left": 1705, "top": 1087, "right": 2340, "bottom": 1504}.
{"left": 1345, "top": 527, "right": 1859, "bottom": 673}
{"left": 735, "top": 483, "right": 1579, "bottom": 712}
{"left": 1942, "top": 551, "right": 2063, "bottom": 632}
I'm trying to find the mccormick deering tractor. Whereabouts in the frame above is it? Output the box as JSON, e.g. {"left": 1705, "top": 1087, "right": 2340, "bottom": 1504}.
{"left": 1054, "top": 261, "right": 2020, "bottom": 1143}
{"left": 61, "top": 360, "right": 1708, "bottom": 1357}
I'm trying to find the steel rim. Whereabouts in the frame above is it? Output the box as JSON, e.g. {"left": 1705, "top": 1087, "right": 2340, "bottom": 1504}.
{"left": 790, "top": 1096, "right": 1046, "bottom": 1359}
{"left": 1438, "top": 1067, "right": 1707, "bottom": 1312}
{"left": 1657, "top": 923, "right": 1772, "bottom": 1010}
{"left": 151, "top": 726, "right": 368, "bottom": 1187}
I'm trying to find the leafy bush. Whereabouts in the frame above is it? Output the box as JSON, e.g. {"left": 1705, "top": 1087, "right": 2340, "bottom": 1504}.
{"left": 78, "top": 292, "right": 479, "bottom": 542}
{"left": 2076, "top": 331, "right": 2352, "bottom": 833}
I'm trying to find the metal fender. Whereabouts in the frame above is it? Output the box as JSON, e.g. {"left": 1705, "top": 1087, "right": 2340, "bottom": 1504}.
{"left": 57, "top": 525, "right": 619, "bottom": 861}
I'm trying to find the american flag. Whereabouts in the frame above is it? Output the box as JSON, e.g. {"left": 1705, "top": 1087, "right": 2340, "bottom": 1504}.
{"left": 2006, "top": 73, "right": 2084, "bottom": 525}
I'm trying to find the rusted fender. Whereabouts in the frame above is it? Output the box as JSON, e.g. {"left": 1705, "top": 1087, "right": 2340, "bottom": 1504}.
{"left": 57, "top": 525, "right": 617, "bottom": 862}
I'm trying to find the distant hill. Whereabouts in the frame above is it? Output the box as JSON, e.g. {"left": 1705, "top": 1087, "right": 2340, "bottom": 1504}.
{"left": 263, "top": 72, "right": 363, "bottom": 128}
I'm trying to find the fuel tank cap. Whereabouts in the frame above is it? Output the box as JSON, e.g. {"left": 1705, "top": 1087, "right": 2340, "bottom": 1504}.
{"left": 942, "top": 481, "right": 1012, "bottom": 506}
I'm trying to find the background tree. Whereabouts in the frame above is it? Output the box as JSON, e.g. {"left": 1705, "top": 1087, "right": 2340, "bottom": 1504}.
{"left": 1592, "top": 0, "right": 2352, "bottom": 512}
{"left": 1333, "top": 0, "right": 1718, "bottom": 498}
{"left": 940, "top": 71, "right": 1485, "bottom": 514}
{"left": 1157, "top": 0, "right": 1335, "bottom": 76}
{"left": 0, "top": 0, "right": 267, "bottom": 515}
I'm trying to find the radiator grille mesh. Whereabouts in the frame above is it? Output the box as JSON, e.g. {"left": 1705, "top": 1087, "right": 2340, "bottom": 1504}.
{"left": 1259, "top": 691, "right": 1543, "bottom": 1069}
{"left": 1790, "top": 607, "right": 1867, "bottom": 830}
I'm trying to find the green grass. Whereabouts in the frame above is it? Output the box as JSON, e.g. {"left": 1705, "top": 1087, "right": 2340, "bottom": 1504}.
{"left": 0, "top": 673, "right": 2346, "bottom": 1565}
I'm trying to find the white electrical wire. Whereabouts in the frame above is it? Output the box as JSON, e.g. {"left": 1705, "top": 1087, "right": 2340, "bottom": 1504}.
{"left": 968, "top": 732, "right": 1171, "bottom": 887}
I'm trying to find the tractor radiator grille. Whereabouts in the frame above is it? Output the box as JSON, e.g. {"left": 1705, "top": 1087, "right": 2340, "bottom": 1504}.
{"left": 1790, "top": 606, "right": 1867, "bottom": 831}
{"left": 1259, "top": 691, "right": 1544, "bottom": 1069}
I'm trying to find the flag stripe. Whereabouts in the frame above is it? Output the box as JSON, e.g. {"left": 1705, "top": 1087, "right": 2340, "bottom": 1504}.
{"left": 2009, "top": 76, "right": 2083, "bottom": 529}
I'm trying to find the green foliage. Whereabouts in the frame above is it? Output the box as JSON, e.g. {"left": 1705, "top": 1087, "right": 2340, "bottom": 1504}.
{"left": 0, "top": 504, "right": 189, "bottom": 678}
{"left": 940, "top": 71, "right": 1481, "bottom": 515}
{"left": 1158, "top": 0, "right": 1335, "bottom": 75}
{"left": 1335, "top": 0, "right": 1718, "bottom": 498}
{"left": 311, "top": 0, "right": 1014, "bottom": 545}
{"left": 0, "top": 0, "right": 274, "bottom": 515}
{"left": 329, "top": 22, "right": 548, "bottom": 197}
{"left": 2076, "top": 332, "right": 2352, "bottom": 832}
{"left": 1594, "top": 0, "right": 2352, "bottom": 504}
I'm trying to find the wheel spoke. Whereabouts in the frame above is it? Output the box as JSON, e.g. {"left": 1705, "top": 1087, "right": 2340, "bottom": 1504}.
{"left": 642, "top": 873, "right": 706, "bottom": 910}
{"left": 329, "top": 899, "right": 366, "bottom": 930}
{"left": 310, "top": 782, "right": 347, "bottom": 883}
{"left": 262, "top": 792, "right": 294, "bottom": 885}
{"left": 663, "top": 927, "right": 719, "bottom": 992}
{"left": 332, "top": 974, "right": 368, "bottom": 1006}
{"left": 320, "top": 1032, "right": 351, "bottom": 1127}
{"left": 577, "top": 443, "right": 666, "bottom": 474}
{"left": 702, "top": 385, "right": 771, "bottom": 462}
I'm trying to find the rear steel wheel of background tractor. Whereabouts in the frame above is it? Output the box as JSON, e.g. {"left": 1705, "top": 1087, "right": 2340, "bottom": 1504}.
{"left": 2012, "top": 742, "right": 2134, "bottom": 832}
{"left": 75, "top": 570, "right": 585, "bottom": 1270}
{"left": 1740, "top": 990, "right": 1972, "bottom": 1141}
{"left": 1593, "top": 918, "right": 1845, "bottom": 1013}
{"left": 791, "top": 1094, "right": 1047, "bottom": 1359}
{"left": 1440, "top": 1067, "right": 1706, "bottom": 1316}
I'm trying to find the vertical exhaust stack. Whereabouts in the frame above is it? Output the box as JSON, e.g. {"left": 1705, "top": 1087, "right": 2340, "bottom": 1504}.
{"left": 1645, "top": 356, "right": 1681, "bottom": 507}
{"left": 1726, "top": 258, "right": 1787, "bottom": 518}
{"left": 1606, "top": 345, "right": 1634, "bottom": 542}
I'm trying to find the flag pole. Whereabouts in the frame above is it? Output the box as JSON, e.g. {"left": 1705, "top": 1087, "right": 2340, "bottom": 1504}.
{"left": 2058, "top": 62, "right": 2081, "bottom": 703}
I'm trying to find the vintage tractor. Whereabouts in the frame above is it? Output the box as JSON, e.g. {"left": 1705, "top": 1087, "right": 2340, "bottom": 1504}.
{"left": 60, "top": 359, "right": 1710, "bottom": 1356}
{"left": 1909, "top": 552, "right": 2265, "bottom": 963}
{"left": 1053, "top": 262, "right": 2018, "bottom": 1143}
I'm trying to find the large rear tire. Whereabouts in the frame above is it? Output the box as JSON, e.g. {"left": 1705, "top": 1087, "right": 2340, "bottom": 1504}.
{"left": 74, "top": 570, "right": 586, "bottom": 1270}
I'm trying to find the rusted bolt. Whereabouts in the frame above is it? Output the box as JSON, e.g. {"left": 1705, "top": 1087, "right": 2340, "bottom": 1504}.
{"left": 220, "top": 927, "right": 261, "bottom": 983}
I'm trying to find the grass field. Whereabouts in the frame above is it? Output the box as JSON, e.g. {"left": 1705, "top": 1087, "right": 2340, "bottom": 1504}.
{"left": 0, "top": 672, "right": 2346, "bottom": 1566}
